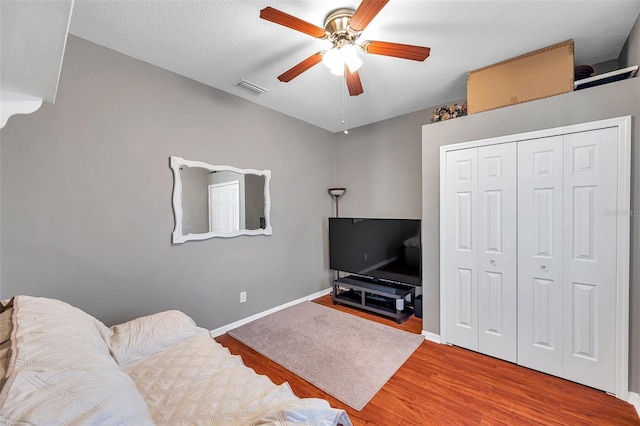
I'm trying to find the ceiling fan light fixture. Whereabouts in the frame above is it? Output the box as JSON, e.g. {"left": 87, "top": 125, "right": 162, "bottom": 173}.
{"left": 323, "top": 43, "right": 363, "bottom": 75}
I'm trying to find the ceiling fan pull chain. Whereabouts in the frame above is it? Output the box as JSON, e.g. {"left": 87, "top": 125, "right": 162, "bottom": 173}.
{"left": 342, "top": 72, "right": 349, "bottom": 134}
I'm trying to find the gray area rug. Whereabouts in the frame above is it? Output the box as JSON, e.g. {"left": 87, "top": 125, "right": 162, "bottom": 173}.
{"left": 228, "top": 301, "right": 424, "bottom": 410}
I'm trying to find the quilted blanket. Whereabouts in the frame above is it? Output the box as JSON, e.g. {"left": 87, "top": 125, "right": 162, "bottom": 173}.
{"left": 125, "top": 332, "right": 351, "bottom": 425}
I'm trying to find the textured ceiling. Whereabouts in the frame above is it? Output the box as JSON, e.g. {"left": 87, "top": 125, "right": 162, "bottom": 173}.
{"left": 69, "top": 0, "right": 640, "bottom": 133}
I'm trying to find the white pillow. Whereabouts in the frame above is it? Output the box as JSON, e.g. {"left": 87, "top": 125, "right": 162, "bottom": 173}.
{"left": 109, "top": 310, "right": 208, "bottom": 366}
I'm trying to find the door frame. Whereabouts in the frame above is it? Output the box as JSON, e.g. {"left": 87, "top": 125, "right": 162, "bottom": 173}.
{"left": 439, "top": 115, "right": 631, "bottom": 400}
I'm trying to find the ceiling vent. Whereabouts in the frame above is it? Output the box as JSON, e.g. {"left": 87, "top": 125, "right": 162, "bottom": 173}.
{"left": 234, "top": 80, "right": 268, "bottom": 96}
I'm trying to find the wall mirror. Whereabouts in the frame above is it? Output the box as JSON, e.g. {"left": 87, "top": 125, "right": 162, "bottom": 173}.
{"left": 170, "top": 156, "right": 272, "bottom": 243}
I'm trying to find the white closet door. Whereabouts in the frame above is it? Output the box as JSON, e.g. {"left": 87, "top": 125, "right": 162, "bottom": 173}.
{"left": 445, "top": 148, "right": 479, "bottom": 350}
{"left": 517, "top": 136, "right": 564, "bottom": 377}
{"left": 477, "top": 143, "right": 517, "bottom": 362}
{"left": 562, "top": 128, "right": 618, "bottom": 393}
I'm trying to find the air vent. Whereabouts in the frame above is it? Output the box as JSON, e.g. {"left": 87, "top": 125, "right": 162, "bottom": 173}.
{"left": 234, "top": 80, "right": 269, "bottom": 96}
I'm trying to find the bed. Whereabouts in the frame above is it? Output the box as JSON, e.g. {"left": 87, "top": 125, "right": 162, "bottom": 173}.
{"left": 0, "top": 295, "right": 351, "bottom": 425}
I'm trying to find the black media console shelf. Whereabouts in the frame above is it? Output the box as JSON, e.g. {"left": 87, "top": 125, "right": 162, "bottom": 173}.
{"left": 332, "top": 275, "right": 416, "bottom": 324}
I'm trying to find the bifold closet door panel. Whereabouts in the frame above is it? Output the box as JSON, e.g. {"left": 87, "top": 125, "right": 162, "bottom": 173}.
{"left": 562, "top": 128, "right": 618, "bottom": 393}
{"left": 445, "top": 148, "right": 479, "bottom": 350}
{"left": 517, "top": 136, "right": 564, "bottom": 377}
{"left": 477, "top": 143, "right": 517, "bottom": 362}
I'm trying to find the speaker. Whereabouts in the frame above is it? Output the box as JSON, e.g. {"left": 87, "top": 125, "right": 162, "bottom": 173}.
{"left": 414, "top": 295, "right": 423, "bottom": 318}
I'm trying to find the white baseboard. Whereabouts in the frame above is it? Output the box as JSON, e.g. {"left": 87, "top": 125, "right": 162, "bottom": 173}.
{"left": 421, "top": 330, "right": 441, "bottom": 344}
{"left": 210, "top": 287, "right": 333, "bottom": 338}
{"left": 629, "top": 392, "right": 640, "bottom": 417}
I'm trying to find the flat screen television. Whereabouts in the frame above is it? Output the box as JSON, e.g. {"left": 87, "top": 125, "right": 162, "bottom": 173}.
{"left": 329, "top": 218, "right": 421, "bottom": 286}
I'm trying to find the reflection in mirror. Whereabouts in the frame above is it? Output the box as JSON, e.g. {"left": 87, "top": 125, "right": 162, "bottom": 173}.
{"left": 170, "top": 156, "right": 272, "bottom": 243}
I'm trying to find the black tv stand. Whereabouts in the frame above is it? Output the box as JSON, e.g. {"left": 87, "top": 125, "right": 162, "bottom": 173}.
{"left": 332, "top": 275, "right": 415, "bottom": 324}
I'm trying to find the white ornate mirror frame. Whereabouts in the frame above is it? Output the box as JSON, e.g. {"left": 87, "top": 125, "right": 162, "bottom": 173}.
{"left": 170, "top": 156, "right": 272, "bottom": 244}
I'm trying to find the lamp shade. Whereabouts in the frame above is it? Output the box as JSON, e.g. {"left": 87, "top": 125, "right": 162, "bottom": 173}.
{"left": 328, "top": 187, "right": 347, "bottom": 198}
{"left": 322, "top": 48, "right": 342, "bottom": 72}
{"left": 341, "top": 44, "right": 363, "bottom": 73}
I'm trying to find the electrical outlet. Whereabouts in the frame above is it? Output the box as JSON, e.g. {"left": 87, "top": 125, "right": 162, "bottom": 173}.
{"left": 240, "top": 291, "right": 247, "bottom": 303}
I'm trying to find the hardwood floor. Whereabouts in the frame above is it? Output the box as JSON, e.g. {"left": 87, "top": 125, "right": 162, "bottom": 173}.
{"left": 215, "top": 294, "right": 639, "bottom": 425}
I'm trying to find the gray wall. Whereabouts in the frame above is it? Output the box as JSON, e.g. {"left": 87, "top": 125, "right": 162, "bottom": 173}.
{"left": 334, "top": 108, "right": 429, "bottom": 219}
{"left": 422, "top": 77, "right": 640, "bottom": 392}
{"left": 0, "top": 36, "right": 336, "bottom": 328}
{"left": 333, "top": 101, "right": 465, "bottom": 297}
{"left": 621, "top": 12, "right": 640, "bottom": 69}
{"left": 592, "top": 58, "right": 619, "bottom": 74}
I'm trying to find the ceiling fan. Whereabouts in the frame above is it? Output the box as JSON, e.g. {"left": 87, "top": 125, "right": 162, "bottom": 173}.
{"left": 260, "top": 0, "right": 430, "bottom": 96}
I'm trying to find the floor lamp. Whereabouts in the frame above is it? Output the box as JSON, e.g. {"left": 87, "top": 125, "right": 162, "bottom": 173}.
{"left": 328, "top": 188, "right": 346, "bottom": 285}
{"left": 328, "top": 187, "right": 346, "bottom": 218}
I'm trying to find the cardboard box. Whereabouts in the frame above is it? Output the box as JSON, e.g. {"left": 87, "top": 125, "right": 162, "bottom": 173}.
{"left": 467, "top": 40, "right": 574, "bottom": 114}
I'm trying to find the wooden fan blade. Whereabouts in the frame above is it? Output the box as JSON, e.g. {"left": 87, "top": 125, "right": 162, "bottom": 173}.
{"left": 362, "top": 40, "right": 430, "bottom": 61}
{"left": 345, "top": 66, "right": 364, "bottom": 96}
{"left": 277, "top": 53, "right": 323, "bottom": 82}
{"left": 260, "top": 7, "right": 327, "bottom": 39}
{"left": 349, "top": 0, "right": 389, "bottom": 32}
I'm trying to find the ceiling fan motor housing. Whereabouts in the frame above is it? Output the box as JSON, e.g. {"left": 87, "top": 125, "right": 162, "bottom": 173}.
{"left": 324, "top": 8, "right": 360, "bottom": 47}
